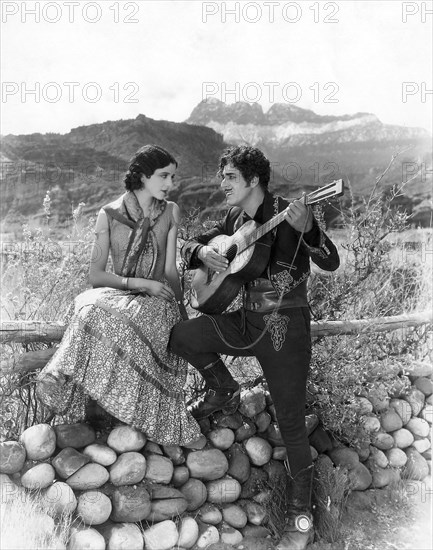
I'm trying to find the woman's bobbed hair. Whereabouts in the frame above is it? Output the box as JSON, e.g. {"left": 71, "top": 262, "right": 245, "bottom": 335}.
{"left": 124, "top": 145, "right": 178, "bottom": 191}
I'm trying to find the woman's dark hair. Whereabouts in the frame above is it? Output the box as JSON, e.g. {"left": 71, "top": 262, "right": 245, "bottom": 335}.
{"left": 124, "top": 145, "right": 178, "bottom": 191}
{"left": 217, "top": 145, "right": 271, "bottom": 188}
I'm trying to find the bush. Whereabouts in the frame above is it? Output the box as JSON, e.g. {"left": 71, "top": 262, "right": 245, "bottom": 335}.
{"left": 306, "top": 176, "right": 431, "bottom": 445}
{"left": 1, "top": 195, "right": 94, "bottom": 439}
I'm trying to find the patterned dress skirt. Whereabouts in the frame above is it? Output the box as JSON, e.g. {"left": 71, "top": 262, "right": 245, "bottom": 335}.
{"left": 36, "top": 287, "right": 201, "bottom": 446}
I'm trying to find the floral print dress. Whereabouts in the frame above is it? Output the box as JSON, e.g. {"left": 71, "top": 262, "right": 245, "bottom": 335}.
{"left": 36, "top": 193, "right": 201, "bottom": 446}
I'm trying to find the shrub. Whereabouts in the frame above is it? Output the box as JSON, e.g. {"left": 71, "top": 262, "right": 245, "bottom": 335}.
{"left": 1, "top": 195, "right": 94, "bottom": 439}
{"left": 306, "top": 172, "right": 431, "bottom": 445}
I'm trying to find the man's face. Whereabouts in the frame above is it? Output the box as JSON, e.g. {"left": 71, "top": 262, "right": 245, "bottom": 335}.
{"left": 220, "top": 164, "right": 252, "bottom": 208}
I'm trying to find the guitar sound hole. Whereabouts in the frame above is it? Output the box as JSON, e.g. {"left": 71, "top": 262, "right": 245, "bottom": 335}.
{"left": 225, "top": 245, "right": 238, "bottom": 263}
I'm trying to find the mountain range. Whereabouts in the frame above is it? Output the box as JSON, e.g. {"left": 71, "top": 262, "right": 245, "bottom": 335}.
{"left": 1, "top": 100, "right": 431, "bottom": 234}
{"left": 187, "top": 100, "right": 431, "bottom": 203}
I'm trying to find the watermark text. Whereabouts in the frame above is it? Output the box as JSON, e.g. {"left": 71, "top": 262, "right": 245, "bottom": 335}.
{"left": 202, "top": 1, "right": 340, "bottom": 23}
{"left": 1, "top": 1, "right": 140, "bottom": 23}
{"left": 1, "top": 82, "right": 139, "bottom": 104}
{"left": 202, "top": 81, "right": 340, "bottom": 104}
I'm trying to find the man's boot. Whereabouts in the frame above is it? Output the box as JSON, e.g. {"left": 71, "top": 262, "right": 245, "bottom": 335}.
{"left": 188, "top": 359, "right": 240, "bottom": 420}
{"left": 276, "top": 464, "right": 314, "bottom": 550}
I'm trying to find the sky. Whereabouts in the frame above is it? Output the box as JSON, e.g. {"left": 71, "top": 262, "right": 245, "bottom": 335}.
{"left": 1, "top": 0, "right": 432, "bottom": 135}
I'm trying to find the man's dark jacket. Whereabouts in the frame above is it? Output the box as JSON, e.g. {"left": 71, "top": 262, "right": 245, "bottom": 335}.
{"left": 182, "top": 190, "right": 340, "bottom": 307}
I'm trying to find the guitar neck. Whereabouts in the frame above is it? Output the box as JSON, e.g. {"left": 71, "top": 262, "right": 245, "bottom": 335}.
{"left": 239, "top": 179, "right": 343, "bottom": 253}
{"left": 253, "top": 209, "right": 286, "bottom": 243}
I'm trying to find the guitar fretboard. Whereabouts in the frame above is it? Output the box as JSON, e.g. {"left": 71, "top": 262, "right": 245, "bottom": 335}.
{"left": 237, "top": 179, "right": 343, "bottom": 255}
{"left": 238, "top": 210, "right": 286, "bottom": 253}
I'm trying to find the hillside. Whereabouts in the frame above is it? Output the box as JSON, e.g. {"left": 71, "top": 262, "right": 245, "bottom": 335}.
{"left": 0, "top": 115, "right": 227, "bottom": 232}
{"left": 1, "top": 103, "right": 431, "bottom": 233}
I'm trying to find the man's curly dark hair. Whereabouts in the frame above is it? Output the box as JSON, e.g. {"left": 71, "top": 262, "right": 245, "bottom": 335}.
{"left": 217, "top": 145, "right": 271, "bottom": 188}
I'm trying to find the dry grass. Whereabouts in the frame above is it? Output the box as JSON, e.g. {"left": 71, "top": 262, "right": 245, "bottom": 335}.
{"left": 312, "top": 465, "right": 351, "bottom": 544}
{"left": 264, "top": 474, "right": 290, "bottom": 540}
{"left": 0, "top": 488, "right": 71, "bottom": 550}
{"left": 327, "top": 227, "right": 432, "bottom": 314}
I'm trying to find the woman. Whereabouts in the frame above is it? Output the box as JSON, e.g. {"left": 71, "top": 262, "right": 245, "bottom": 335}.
{"left": 37, "top": 145, "right": 201, "bottom": 446}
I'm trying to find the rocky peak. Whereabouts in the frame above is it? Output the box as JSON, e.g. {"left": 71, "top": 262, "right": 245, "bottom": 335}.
{"left": 187, "top": 100, "right": 381, "bottom": 127}
{"left": 187, "top": 99, "right": 266, "bottom": 126}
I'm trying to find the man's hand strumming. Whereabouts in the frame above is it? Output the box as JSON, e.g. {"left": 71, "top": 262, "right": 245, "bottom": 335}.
{"left": 198, "top": 246, "right": 229, "bottom": 272}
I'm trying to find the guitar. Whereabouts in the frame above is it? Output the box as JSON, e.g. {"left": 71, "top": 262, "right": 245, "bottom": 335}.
{"left": 190, "top": 179, "right": 344, "bottom": 314}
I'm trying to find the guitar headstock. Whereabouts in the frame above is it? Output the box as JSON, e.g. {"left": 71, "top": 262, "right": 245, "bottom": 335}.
{"left": 306, "top": 179, "right": 344, "bottom": 206}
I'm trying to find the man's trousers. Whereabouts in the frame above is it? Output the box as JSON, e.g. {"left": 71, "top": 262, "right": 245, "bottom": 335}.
{"left": 170, "top": 306, "right": 312, "bottom": 475}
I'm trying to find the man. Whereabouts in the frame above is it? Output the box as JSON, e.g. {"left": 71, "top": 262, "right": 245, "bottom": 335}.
{"left": 170, "top": 145, "right": 339, "bottom": 549}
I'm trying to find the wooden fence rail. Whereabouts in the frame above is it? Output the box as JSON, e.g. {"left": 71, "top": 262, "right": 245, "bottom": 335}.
{"left": 1, "top": 311, "right": 431, "bottom": 344}
{"left": 1, "top": 311, "right": 431, "bottom": 376}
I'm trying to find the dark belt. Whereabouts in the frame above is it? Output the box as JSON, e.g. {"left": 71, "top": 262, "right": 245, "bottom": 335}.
{"left": 243, "top": 278, "right": 303, "bottom": 312}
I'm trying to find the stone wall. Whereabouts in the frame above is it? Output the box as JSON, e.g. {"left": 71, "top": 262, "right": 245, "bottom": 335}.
{"left": 0, "top": 373, "right": 431, "bottom": 550}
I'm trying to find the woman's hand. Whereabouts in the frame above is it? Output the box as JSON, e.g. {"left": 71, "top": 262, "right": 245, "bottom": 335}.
{"left": 128, "top": 278, "right": 175, "bottom": 301}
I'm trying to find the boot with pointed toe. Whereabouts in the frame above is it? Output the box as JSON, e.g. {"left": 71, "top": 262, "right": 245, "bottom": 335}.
{"left": 188, "top": 358, "right": 240, "bottom": 420}
{"left": 276, "top": 464, "right": 315, "bottom": 550}
{"left": 187, "top": 385, "right": 240, "bottom": 420}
